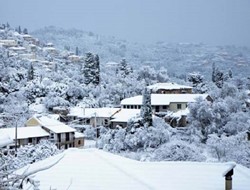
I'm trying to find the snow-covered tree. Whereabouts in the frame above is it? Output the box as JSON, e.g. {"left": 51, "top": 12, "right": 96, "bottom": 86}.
{"left": 23, "top": 28, "right": 28, "bottom": 34}
{"left": 75, "top": 46, "right": 79, "bottom": 56}
{"left": 117, "top": 58, "right": 131, "bottom": 77}
{"left": 83, "top": 52, "right": 100, "bottom": 85}
{"left": 27, "top": 62, "right": 34, "bottom": 81}
{"left": 212, "top": 66, "right": 224, "bottom": 88}
{"left": 0, "top": 140, "right": 60, "bottom": 189}
{"left": 140, "top": 88, "right": 152, "bottom": 127}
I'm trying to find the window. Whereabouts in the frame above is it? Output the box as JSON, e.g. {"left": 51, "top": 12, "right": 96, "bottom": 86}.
{"left": 58, "top": 134, "right": 61, "bottom": 143}
{"left": 78, "top": 140, "right": 81, "bottom": 145}
{"left": 28, "top": 138, "right": 32, "bottom": 143}
{"left": 104, "top": 119, "right": 108, "bottom": 125}
{"left": 138, "top": 105, "right": 141, "bottom": 109}
{"left": 131, "top": 105, "right": 134, "bottom": 109}
{"left": 177, "top": 104, "right": 182, "bottom": 109}
{"left": 66, "top": 133, "right": 70, "bottom": 141}
{"left": 162, "top": 105, "right": 167, "bottom": 110}
{"left": 247, "top": 132, "right": 250, "bottom": 141}
{"left": 155, "top": 106, "right": 160, "bottom": 112}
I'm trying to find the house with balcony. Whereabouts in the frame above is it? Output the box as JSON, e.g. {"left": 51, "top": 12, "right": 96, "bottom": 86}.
{"left": 121, "top": 94, "right": 210, "bottom": 113}
{"left": 26, "top": 115, "right": 84, "bottom": 149}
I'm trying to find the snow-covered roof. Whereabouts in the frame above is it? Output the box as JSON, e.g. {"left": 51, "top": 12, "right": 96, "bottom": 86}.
{"left": 111, "top": 109, "right": 140, "bottom": 122}
{"left": 105, "top": 61, "right": 119, "bottom": 67}
{"left": 35, "top": 116, "right": 76, "bottom": 134}
{"left": 0, "top": 133, "right": 13, "bottom": 148}
{"left": 147, "top": 82, "right": 192, "bottom": 92}
{"left": 69, "top": 107, "right": 120, "bottom": 118}
{"left": 0, "top": 126, "right": 50, "bottom": 140}
{"left": 9, "top": 47, "right": 26, "bottom": 51}
{"left": 121, "top": 94, "right": 209, "bottom": 106}
{"left": 43, "top": 47, "right": 56, "bottom": 51}
{"left": 20, "top": 149, "right": 250, "bottom": 190}
{"left": 74, "top": 132, "right": 85, "bottom": 138}
{"left": 171, "top": 108, "right": 190, "bottom": 118}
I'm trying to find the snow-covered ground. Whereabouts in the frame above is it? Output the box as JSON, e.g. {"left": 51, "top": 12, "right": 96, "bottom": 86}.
{"left": 21, "top": 148, "right": 250, "bottom": 190}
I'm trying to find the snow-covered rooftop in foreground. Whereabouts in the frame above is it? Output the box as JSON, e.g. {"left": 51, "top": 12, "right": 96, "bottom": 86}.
{"left": 69, "top": 107, "right": 120, "bottom": 118}
{"left": 148, "top": 82, "right": 192, "bottom": 91}
{"left": 21, "top": 149, "right": 250, "bottom": 190}
{"left": 121, "top": 94, "right": 209, "bottom": 106}
{"left": 0, "top": 126, "right": 50, "bottom": 140}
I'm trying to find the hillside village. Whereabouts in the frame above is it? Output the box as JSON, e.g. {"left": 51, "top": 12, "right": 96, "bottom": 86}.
{"left": 0, "top": 24, "right": 250, "bottom": 190}
{"left": 0, "top": 24, "right": 213, "bottom": 149}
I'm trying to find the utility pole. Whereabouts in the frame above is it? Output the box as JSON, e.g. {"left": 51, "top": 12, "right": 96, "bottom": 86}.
{"left": 15, "top": 120, "right": 17, "bottom": 152}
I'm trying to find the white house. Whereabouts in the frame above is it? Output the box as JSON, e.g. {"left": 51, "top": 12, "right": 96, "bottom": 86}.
{"left": 121, "top": 94, "right": 210, "bottom": 113}
{"left": 110, "top": 109, "right": 140, "bottom": 128}
{"left": 147, "top": 82, "right": 193, "bottom": 94}
{"left": 26, "top": 115, "right": 82, "bottom": 149}
{"left": 0, "top": 127, "right": 50, "bottom": 148}
{"left": 68, "top": 107, "right": 121, "bottom": 127}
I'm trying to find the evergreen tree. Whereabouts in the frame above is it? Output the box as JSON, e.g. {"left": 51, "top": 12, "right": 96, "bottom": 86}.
{"left": 18, "top": 25, "right": 22, "bottom": 34}
{"left": 54, "top": 62, "right": 58, "bottom": 73}
{"left": 83, "top": 52, "right": 100, "bottom": 85}
{"left": 94, "top": 54, "right": 100, "bottom": 85}
{"left": 118, "top": 58, "right": 131, "bottom": 77}
{"left": 140, "top": 88, "right": 152, "bottom": 127}
{"left": 23, "top": 28, "right": 28, "bottom": 34}
{"left": 214, "top": 69, "right": 224, "bottom": 88}
{"left": 75, "top": 46, "right": 79, "bottom": 55}
{"left": 27, "top": 62, "right": 34, "bottom": 81}
{"left": 187, "top": 72, "right": 203, "bottom": 87}
{"left": 212, "top": 62, "right": 216, "bottom": 82}
{"left": 228, "top": 69, "right": 233, "bottom": 79}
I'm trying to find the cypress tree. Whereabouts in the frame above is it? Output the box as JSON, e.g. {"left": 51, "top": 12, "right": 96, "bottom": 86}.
{"left": 140, "top": 88, "right": 153, "bottom": 127}
{"left": 27, "top": 62, "right": 34, "bottom": 81}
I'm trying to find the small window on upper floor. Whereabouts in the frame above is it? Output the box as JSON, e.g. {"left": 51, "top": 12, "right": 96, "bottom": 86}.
{"left": 177, "top": 104, "right": 182, "bottom": 109}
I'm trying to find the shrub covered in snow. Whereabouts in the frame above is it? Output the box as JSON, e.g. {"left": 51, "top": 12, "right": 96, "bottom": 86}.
{"left": 0, "top": 140, "right": 60, "bottom": 189}
{"left": 151, "top": 140, "right": 205, "bottom": 162}
{"left": 207, "top": 134, "right": 250, "bottom": 168}
{"left": 97, "top": 117, "right": 170, "bottom": 153}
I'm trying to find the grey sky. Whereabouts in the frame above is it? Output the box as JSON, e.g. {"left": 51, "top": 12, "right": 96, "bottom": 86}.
{"left": 1, "top": 0, "right": 250, "bottom": 46}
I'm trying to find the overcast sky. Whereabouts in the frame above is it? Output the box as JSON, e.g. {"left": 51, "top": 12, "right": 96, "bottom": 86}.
{"left": 1, "top": 0, "right": 250, "bottom": 46}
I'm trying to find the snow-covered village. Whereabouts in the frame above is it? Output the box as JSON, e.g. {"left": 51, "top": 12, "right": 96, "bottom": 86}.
{"left": 1, "top": 1, "right": 250, "bottom": 190}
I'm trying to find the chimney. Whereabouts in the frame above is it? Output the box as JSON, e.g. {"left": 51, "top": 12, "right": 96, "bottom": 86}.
{"left": 224, "top": 168, "right": 234, "bottom": 190}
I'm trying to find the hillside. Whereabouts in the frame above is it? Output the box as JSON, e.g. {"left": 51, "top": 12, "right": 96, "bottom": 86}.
{"left": 32, "top": 26, "right": 250, "bottom": 78}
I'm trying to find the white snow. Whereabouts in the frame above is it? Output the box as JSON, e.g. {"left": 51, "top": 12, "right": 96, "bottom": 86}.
{"left": 147, "top": 82, "right": 192, "bottom": 92}
{"left": 22, "top": 148, "right": 250, "bottom": 190}
{"left": 74, "top": 131, "right": 84, "bottom": 138}
{"left": 35, "top": 115, "right": 76, "bottom": 134}
{"left": 0, "top": 133, "right": 13, "bottom": 148}
{"left": 0, "top": 126, "right": 50, "bottom": 140}
{"left": 171, "top": 108, "right": 190, "bottom": 118}
{"left": 111, "top": 109, "right": 140, "bottom": 122}
{"left": 121, "top": 94, "right": 209, "bottom": 106}
{"left": 69, "top": 107, "right": 120, "bottom": 118}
